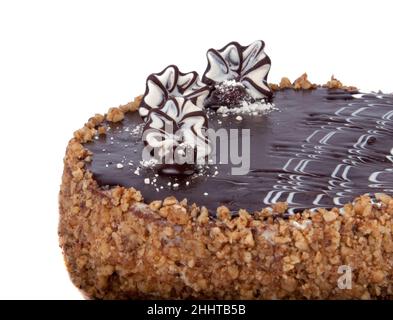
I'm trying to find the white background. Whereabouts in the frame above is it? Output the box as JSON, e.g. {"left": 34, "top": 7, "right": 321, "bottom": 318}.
{"left": 0, "top": 0, "right": 392, "bottom": 299}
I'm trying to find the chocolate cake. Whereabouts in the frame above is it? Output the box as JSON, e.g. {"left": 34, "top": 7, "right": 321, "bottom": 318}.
{"left": 59, "top": 40, "right": 393, "bottom": 299}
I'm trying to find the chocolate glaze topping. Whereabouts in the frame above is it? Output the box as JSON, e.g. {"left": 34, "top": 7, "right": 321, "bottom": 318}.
{"left": 85, "top": 88, "right": 393, "bottom": 214}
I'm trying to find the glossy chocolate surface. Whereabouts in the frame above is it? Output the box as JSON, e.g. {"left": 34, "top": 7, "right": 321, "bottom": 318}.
{"left": 85, "top": 89, "right": 393, "bottom": 214}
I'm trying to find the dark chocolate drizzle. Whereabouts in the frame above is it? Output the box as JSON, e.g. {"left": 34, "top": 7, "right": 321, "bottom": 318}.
{"left": 85, "top": 89, "right": 393, "bottom": 214}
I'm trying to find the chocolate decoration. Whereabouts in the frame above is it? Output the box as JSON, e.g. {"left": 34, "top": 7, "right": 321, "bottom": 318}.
{"left": 139, "top": 65, "right": 210, "bottom": 120}
{"left": 204, "top": 80, "right": 249, "bottom": 109}
{"left": 142, "top": 97, "right": 211, "bottom": 168}
{"left": 85, "top": 89, "right": 393, "bottom": 214}
{"left": 158, "top": 163, "right": 197, "bottom": 176}
{"left": 202, "top": 40, "right": 273, "bottom": 104}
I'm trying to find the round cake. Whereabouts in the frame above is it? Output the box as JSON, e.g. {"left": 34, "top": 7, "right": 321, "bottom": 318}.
{"left": 59, "top": 40, "right": 393, "bottom": 299}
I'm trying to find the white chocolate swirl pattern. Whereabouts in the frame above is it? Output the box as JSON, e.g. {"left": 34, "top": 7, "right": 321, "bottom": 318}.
{"left": 143, "top": 97, "right": 211, "bottom": 163}
{"left": 139, "top": 65, "right": 210, "bottom": 120}
{"left": 202, "top": 40, "right": 272, "bottom": 100}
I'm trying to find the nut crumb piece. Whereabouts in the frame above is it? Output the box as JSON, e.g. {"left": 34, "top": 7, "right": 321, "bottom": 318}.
{"left": 119, "top": 103, "right": 131, "bottom": 113}
{"left": 325, "top": 75, "right": 343, "bottom": 89}
{"left": 322, "top": 210, "right": 337, "bottom": 222}
{"left": 179, "top": 198, "right": 188, "bottom": 207}
{"left": 73, "top": 127, "right": 96, "bottom": 143}
{"left": 217, "top": 206, "right": 231, "bottom": 221}
{"left": 71, "top": 168, "right": 83, "bottom": 181}
{"left": 118, "top": 95, "right": 142, "bottom": 113}
{"left": 371, "top": 270, "right": 385, "bottom": 283}
{"left": 106, "top": 107, "right": 124, "bottom": 123}
{"left": 163, "top": 196, "right": 178, "bottom": 207}
{"left": 197, "top": 206, "right": 209, "bottom": 224}
{"left": 97, "top": 126, "right": 106, "bottom": 135}
{"left": 130, "top": 96, "right": 142, "bottom": 111}
{"left": 376, "top": 193, "right": 391, "bottom": 205}
{"left": 293, "top": 73, "right": 316, "bottom": 90}
{"left": 243, "top": 231, "right": 255, "bottom": 247}
{"left": 166, "top": 205, "right": 189, "bottom": 225}
{"left": 269, "top": 83, "right": 280, "bottom": 91}
{"left": 279, "top": 77, "right": 292, "bottom": 89}
{"left": 227, "top": 265, "right": 239, "bottom": 280}
{"left": 86, "top": 114, "right": 105, "bottom": 128}
{"left": 281, "top": 276, "right": 297, "bottom": 292}
{"left": 294, "top": 231, "right": 309, "bottom": 251}
{"left": 149, "top": 200, "right": 162, "bottom": 211}
{"left": 273, "top": 202, "right": 288, "bottom": 214}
